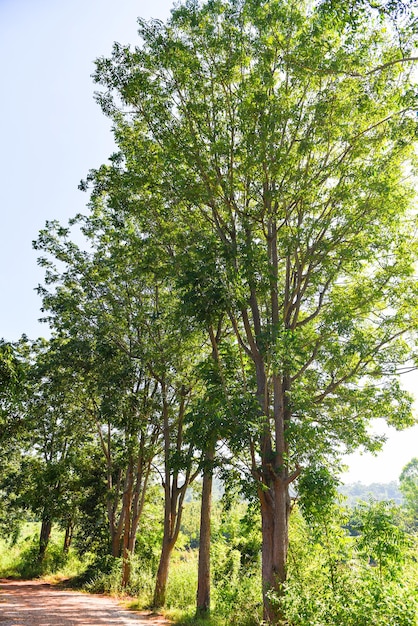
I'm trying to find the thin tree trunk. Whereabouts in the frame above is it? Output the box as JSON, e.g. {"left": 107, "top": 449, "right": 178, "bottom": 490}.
{"left": 260, "top": 367, "right": 299, "bottom": 624}
{"left": 153, "top": 385, "right": 196, "bottom": 608}
{"left": 63, "top": 520, "right": 73, "bottom": 553}
{"left": 153, "top": 389, "right": 173, "bottom": 608}
{"left": 127, "top": 463, "right": 151, "bottom": 555}
{"left": 38, "top": 517, "right": 52, "bottom": 562}
{"left": 121, "top": 462, "right": 133, "bottom": 588}
{"left": 153, "top": 537, "right": 174, "bottom": 608}
{"left": 111, "top": 528, "right": 122, "bottom": 557}
{"left": 252, "top": 324, "right": 292, "bottom": 624}
{"left": 196, "top": 445, "right": 215, "bottom": 617}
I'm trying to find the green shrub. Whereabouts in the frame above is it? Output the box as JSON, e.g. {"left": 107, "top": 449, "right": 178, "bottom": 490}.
{"left": 282, "top": 504, "right": 418, "bottom": 626}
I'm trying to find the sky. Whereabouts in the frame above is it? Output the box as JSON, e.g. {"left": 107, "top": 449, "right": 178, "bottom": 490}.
{"left": 0, "top": 0, "right": 417, "bottom": 485}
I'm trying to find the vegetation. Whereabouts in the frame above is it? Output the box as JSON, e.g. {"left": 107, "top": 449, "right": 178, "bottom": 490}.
{"left": 1, "top": 492, "right": 418, "bottom": 626}
{"left": 1, "top": 0, "right": 418, "bottom": 624}
{"left": 400, "top": 458, "right": 418, "bottom": 529}
{"left": 339, "top": 481, "right": 403, "bottom": 507}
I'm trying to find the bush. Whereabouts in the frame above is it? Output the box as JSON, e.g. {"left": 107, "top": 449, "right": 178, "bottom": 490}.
{"left": 282, "top": 504, "right": 418, "bottom": 626}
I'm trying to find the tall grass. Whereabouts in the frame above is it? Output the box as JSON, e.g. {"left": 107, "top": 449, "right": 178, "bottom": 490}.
{"left": 0, "top": 522, "right": 86, "bottom": 580}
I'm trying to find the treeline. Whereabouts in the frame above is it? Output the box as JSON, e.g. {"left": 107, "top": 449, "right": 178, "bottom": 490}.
{"left": 1, "top": 0, "right": 418, "bottom": 623}
{"left": 339, "top": 482, "right": 403, "bottom": 507}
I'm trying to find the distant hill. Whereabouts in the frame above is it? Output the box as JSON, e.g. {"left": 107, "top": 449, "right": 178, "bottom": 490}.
{"left": 339, "top": 481, "right": 403, "bottom": 506}
{"left": 188, "top": 479, "right": 403, "bottom": 507}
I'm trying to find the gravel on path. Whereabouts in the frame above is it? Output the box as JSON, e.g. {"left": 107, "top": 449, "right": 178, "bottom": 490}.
{"left": 0, "top": 579, "right": 170, "bottom": 626}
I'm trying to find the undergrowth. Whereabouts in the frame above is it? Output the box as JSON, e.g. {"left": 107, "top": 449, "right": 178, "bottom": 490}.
{"left": 1, "top": 501, "right": 417, "bottom": 626}
{"left": 0, "top": 523, "right": 86, "bottom": 580}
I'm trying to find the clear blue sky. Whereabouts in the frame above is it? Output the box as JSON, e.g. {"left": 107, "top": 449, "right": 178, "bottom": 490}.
{"left": 0, "top": 0, "right": 416, "bottom": 483}
{"left": 0, "top": 0, "right": 173, "bottom": 341}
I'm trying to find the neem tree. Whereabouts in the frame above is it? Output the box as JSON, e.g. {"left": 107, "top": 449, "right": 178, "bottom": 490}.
{"left": 90, "top": 0, "right": 418, "bottom": 620}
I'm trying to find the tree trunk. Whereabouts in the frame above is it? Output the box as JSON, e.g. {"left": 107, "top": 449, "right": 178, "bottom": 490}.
{"left": 153, "top": 386, "right": 194, "bottom": 607}
{"left": 121, "top": 463, "right": 133, "bottom": 588}
{"left": 128, "top": 458, "right": 152, "bottom": 555}
{"left": 110, "top": 466, "right": 131, "bottom": 559}
{"left": 259, "top": 477, "right": 290, "bottom": 624}
{"left": 121, "top": 548, "right": 131, "bottom": 590}
{"left": 153, "top": 538, "right": 173, "bottom": 607}
{"left": 63, "top": 520, "right": 73, "bottom": 553}
{"left": 253, "top": 347, "right": 292, "bottom": 623}
{"left": 196, "top": 445, "right": 215, "bottom": 617}
{"left": 111, "top": 529, "right": 121, "bottom": 557}
{"left": 38, "top": 517, "right": 52, "bottom": 562}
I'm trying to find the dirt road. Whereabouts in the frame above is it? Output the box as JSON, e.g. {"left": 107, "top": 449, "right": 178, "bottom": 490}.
{"left": 0, "top": 579, "right": 169, "bottom": 626}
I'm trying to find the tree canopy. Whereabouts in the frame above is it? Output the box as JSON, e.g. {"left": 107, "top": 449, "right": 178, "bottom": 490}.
{"left": 77, "top": 0, "right": 418, "bottom": 619}
{"left": 8, "top": 0, "right": 417, "bottom": 622}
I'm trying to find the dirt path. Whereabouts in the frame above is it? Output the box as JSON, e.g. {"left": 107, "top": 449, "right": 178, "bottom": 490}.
{"left": 0, "top": 579, "right": 170, "bottom": 626}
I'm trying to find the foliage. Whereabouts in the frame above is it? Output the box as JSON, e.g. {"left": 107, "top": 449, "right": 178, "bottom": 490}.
{"left": 353, "top": 501, "right": 410, "bottom": 581}
{"left": 283, "top": 503, "right": 418, "bottom": 626}
{"left": 1, "top": 494, "right": 418, "bottom": 625}
{"left": 0, "top": 523, "right": 86, "bottom": 580}
{"left": 88, "top": 0, "right": 418, "bottom": 617}
{"left": 400, "top": 457, "right": 418, "bottom": 527}
{"left": 0, "top": 340, "right": 30, "bottom": 536}
{"left": 2, "top": 0, "right": 418, "bottom": 623}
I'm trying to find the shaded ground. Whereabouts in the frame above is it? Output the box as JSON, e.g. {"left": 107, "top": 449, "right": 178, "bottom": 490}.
{"left": 0, "top": 579, "right": 169, "bottom": 626}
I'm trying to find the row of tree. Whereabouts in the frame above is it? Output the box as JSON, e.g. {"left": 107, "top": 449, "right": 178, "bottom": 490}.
{"left": 2, "top": 0, "right": 418, "bottom": 622}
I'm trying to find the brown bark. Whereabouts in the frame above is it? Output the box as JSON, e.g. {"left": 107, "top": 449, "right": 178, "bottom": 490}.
{"left": 241, "top": 265, "right": 293, "bottom": 623}
{"left": 111, "top": 527, "right": 122, "bottom": 558}
{"left": 128, "top": 436, "right": 153, "bottom": 555}
{"left": 92, "top": 400, "right": 157, "bottom": 580}
{"left": 110, "top": 467, "right": 125, "bottom": 558}
{"left": 63, "top": 521, "right": 73, "bottom": 553}
{"left": 153, "top": 388, "right": 174, "bottom": 608}
{"left": 257, "top": 367, "right": 293, "bottom": 623}
{"left": 38, "top": 517, "right": 52, "bottom": 562}
{"left": 250, "top": 219, "right": 296, "bottom": 622}
{"left": 120, "top": 452, "right": 154, "bottom": 587}
{"left": 259, "top": 477, "right": 290, "bottom": 624}
{"left": 121, "top": 463, "right": 134, "bottom": 588}
{"left": 196, "top": 445, "right": 215, "bottom": 617}
{"left": 153, "top": 537, "right": 174, "bottom": 608}
{"left": 153, "top": 384, "right": 197, "bottom": 608}
{"left": 154, "top": 403, "right": 177, "bottom": 605}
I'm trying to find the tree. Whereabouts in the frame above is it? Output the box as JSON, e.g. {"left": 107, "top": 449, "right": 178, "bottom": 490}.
{"left": 90, "top": 0, "right": 418, "bottom": 620}
{"left": 18, "top": 338, "right": 90, "bottom": 561}
{"left": 400, "top": 458, "right": 418, "bottom": 527}
{"left": 0, "top": 337, "right": 92, "bottom": 561}
{"left": 35, "top": 218, "right": 165, "bottom": 584}
{"left": 0, "top": 339, "right": 29, "bottom": 453}
{"left": 354, "top": 500, "right": 409, "bottom": 583}
{"left": 0, "top": 339, "right": 30, "bottom": 537}
{"left": 35, "top": 208, "right": 205, "bottom": 593}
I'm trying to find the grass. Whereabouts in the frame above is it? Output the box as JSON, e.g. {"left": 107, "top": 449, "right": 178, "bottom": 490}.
{"left": 0, "top": 522, "right": 38, "bottom": 577}
{"left": 164, "top": 608, "right": 228, "bottom": 626}
{"left": 0, "top": 522, "right": 87, "bottom": 581}
{"left": 0, "top": 524, "right": 261, "bottom": 626}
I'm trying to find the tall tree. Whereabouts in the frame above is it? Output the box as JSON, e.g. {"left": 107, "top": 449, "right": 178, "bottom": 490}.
{"left": 35, "top": 208, "right": 204, "bottom": 591}
{"left": 91, "top": 1, "right": 418, "bottom": 620}
{"left": 1, "top": 338, "right": 91, "bottom": 560}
